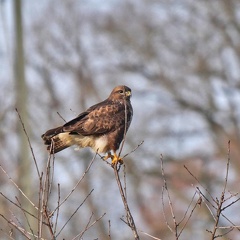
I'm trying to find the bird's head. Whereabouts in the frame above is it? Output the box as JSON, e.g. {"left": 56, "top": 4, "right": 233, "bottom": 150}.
{"left": 109, "top": 85, "right": 132, "bottom": 102}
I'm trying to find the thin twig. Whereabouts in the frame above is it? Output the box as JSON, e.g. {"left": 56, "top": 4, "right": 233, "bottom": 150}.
{"left": 121, "top": 219, "right": 162, "bottom": 240}
{"left": 78, "top": 212, "right": 94, "bottom": 238}
{"left": 71, "top": 213, "right": 106, "bottom": 240}
{"left": 217, "top": 226, "right": 240, "bottom": 229}
{"left": 0, "top": 214, "right": 31, "bottom": 240}
{"left": 139, "top": 230, "right": 162, "bottom": 240}
{"left": 45, "top": 148, "right": 54, "bottom": 205}
{"left": 54, "top": 183, "right": 61, "bottom": 235}
{"left": 49, "top": 151, "right": 56, "bottom": 198}
{"left": 222, "top": 197, "right": 240, "bottom": 211}
{"left": 44, "top": 206, "right": 55, "bottom": 239}
{"left": 57, "top": 189, "right": 94, "bottom": 237}
{"left": 108, "top": 220, "right": 111, "bottom": 240}
{"left": 0, "top": 192, "right": 41, "bottom": 223}
{"left": 15, "top": 197, "right": 36, "bottom": 239}
{"left": 209, "top": 140, "right": 231, "bottom": 239}
{"left": 0, "top": 165, "right": 38, "bottom": 210}
{"left": 195, "top": 187, "right": 217, "bottom": 221}
{"left": 198, "top": 186, "right": 240, "bottom": 231}
{"left": 113, "top": 164, "right": 139, "bottom": 240}
{"left": 38, "top": 172, "right": 44, "bottom": 239}
{"left": 184, "top": 165, "right": 216, "bottom": 204}
{"left": 97, "top": 153, "right": 112, "bottom": 166}
{"left": 15, "top": 108, "right": 40, "bottom": 178}
{"left": 56, "top": 112, "right": 66, "bottom": 123}
{"left": 178, "top": 193, "right": 199, "bottom": 237}
{"left": 9, "top": 210, "right": 25, "bottom": 236}
{"left": 160, "top": 155, "right": 178, "bottom": 238}
{"left": 50, "top": 152, "right": 97, "bottom": 217}
{"left": 123, "top": 164, "right": 127, "bottom": 199}
{"left": 122, "top": 141, "right": 144, "bottom": 159}
{"left": 39, "top": 152, "right": 55, "bottom": 239}
{"left": 223, "top": 140, "right": 231, "bottom": 193}
{"left": 178, "top": 191, "right": 197, "bottom": 225}
{"left": 214, "top": 227, "right": 234, "bottom": 238}
{"left": 161, "top": 185, "right": 174, "bottom": 233}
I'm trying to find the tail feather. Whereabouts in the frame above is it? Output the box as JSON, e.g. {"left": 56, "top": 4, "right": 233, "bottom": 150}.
{"left": 42, "top": 127, "right": 70, "bottom": 154}
{"left": 46, "top": 135, "right": 71, "bottom": 154}
{"left": 41, "top": 127, "right": 63, "bottom": 143}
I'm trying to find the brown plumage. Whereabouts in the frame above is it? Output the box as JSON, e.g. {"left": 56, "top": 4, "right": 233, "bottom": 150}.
{"left": 41, "top": 85, "right": 133, "bottom": 164}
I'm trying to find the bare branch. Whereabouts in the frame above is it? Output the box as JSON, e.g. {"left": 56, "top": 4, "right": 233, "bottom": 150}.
{"left": 184, "top": 165, "right": 216, "bottom": 204}
{"left": 178, "top": 190, "right": 197, "bottom": 225}
{"left": 15, "top": 108, "right": 40, "bottom": 178}
{"left": 77, "top": 211, "right": 94, "bottom": 239}
{"left": 0, "top": 165, "right": 38, "bottom": 210}
{"left": 15, "top": 197, "right": 35, "bottom": 239}
{"left": 139, "top": 230, "right": 162, "bottom": 240}
{"left": 122, "top": 140, "right": 144, "bottom": 159}
{"left": 209, "top": 141, "right": 231, "bottom": 239}
{"left": 50, "top": 152, "right": 97, "bottom": 217}
{"left": 113, "top": 164, "right": 140, "bottom": 240}
{"left": 54, "top": 183, "right": 61, "bottom": 235}
{"left": 161, "top": 185, "right": 174, "bottom": 233}
{"left": 222, "top": 196, "right": 240, "bottom": 211}
{"left": 56, "top": 111, "right": 67, "bottom": 123}
{"left": 56, "top": 189, "right": 94, "bottom": 237}
{"left": 161, "top": 155, "right": 178, "bottom": 237}
{"left": 108, "top": 220, "right": 111, "bottom": 240}
{"left": 0, "top": 192, "right": 41, "bottom": 223}
{"left": 72, "top": 212, "right": 106, "bottom": 240}
{"left": 178, "top": 194, "right": 199, "bottom": 237}
{"left": 0, "top": 214, "right": 31, "bottom": 240}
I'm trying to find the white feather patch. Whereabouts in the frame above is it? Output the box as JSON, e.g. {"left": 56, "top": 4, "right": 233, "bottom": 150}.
{"left": 93, "top": 135, "right": 108, "bottom": 153}
{"left": 66, "top": 134, "right": 109, "bottom": 153}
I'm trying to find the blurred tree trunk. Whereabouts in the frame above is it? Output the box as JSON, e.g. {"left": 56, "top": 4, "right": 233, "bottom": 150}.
{"left": 14, "top": 0, "right": 31, "bottom": 231}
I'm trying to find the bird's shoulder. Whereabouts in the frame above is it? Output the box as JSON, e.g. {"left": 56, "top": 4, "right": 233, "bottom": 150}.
{"left": 62, "top": 98, "right": 124, "bottom": 135}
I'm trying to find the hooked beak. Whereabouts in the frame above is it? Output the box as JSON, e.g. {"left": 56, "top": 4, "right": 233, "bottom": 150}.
{"left": 125, "top": 91, "right": 131, "bottom": 97}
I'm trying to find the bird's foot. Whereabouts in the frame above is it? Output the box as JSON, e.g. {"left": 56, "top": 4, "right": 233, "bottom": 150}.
{"left": 103, "top": 152, "right": 123, "bottom": 166}
{"left": 104, "top": 152, "right": 114, "bottom": 161}
{"left": 111, "top": 154, "right": 123, "bottom": 166}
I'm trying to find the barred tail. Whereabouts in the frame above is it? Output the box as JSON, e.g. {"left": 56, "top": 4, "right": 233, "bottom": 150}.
{"left": 41, "top": 127, "right": 71, "bottom": 154}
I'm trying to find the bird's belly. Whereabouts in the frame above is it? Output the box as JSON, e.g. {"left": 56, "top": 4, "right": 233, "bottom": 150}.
{"left": 93, "top": 135, "right": 109, "bottom": 153}
{"left": 72, "top": 134, "right": 109, "bottom": 153}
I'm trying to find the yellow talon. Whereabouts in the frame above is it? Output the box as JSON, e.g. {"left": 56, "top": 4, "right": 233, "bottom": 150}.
{"left": 111, "top": 152, "right": 123, "bottom": 166}
{"left": 104, "top": 152, "right": 123, "bottom": 166}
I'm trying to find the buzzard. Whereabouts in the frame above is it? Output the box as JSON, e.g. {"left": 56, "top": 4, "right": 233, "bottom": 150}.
{"left": 41, "top": 85, "right": 133, "bottom": 165}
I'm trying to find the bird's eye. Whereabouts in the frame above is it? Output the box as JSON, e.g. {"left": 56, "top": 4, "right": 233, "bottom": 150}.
{"left": 119, "top": 90, "right": 124, "bottom": 94}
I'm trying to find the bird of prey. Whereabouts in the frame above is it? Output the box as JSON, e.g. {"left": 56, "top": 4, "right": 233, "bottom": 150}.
{"left": 41, "top": 85, "right": 133, "bottom": 165}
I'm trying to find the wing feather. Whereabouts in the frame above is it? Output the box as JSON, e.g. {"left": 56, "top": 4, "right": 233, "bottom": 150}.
{"left": 62, "top": 99, "right": 132, "bottom": 136}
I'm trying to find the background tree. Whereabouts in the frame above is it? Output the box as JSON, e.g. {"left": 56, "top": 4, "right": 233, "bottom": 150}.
{"left": 1, "top": 0, "right": 240, "bottom": 239}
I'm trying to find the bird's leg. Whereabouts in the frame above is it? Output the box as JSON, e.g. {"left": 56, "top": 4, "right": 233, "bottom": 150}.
{"left": 111, "top": 151, "right": 123, "bottom": 165}
{"left": 104, "top": 152, "right": 114, "bottom": 161}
